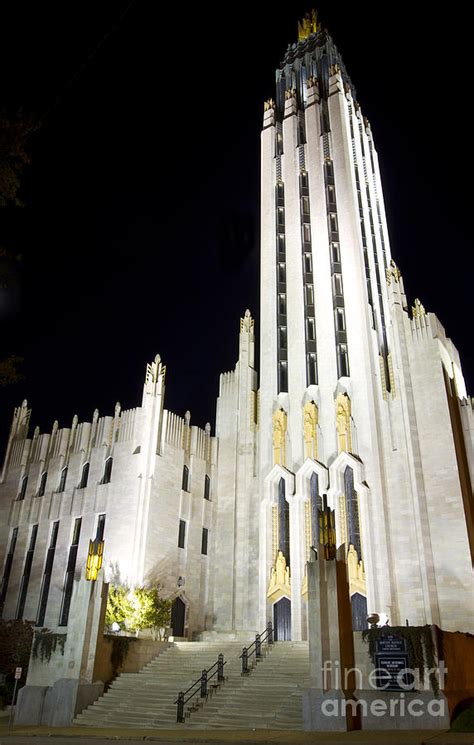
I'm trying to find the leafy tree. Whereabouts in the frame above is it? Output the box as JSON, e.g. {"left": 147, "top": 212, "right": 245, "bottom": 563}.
{"left": 0, "top": 110, "right": 37, "bottom": 207}
{"left": 105, "top": 584, "right": 133, "bottom": 629}
{"left": 0, "top": 619, "right": 34, "bottom": 679}
{"left": 105, "top": 584, "right": 171, "bottom": 639}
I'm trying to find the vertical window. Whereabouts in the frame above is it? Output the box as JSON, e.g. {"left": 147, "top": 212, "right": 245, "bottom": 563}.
{"left": 178, "top": 520, "right": 186, "bottom": 549}
{"left": 332, "top": 274, "right": 343, "bottom": 296}
{"left": 335, "top": 308, "right": 346, "bottom": 331}
{"left": 301, "top": 196, "right": 310, "bottom": 215}
{"left": 0, "top": 527, "right": 18, "bottom": 610}
{"left": 278, "top": 294, "right": 286, "bottom": 316}
{"left": 201, "top": 528, "right": 208, "bottom": 556}
{"left": 303, "top": 224, "right": 311, "bottom": 243}
{"left": 58, "top": 467, "right": 68, "bottom": 493}
{"left": 36, "top": 521, "right": 60, "bottom": 627}
{"left": 277, "top": 234, "right": 285, "bottom": 255}
{"left": 305, "top": 285, "right": 314, "bottom": 306}
{"left": 204, "top": 475, "right": 211, "bottom": 501}
{"left": 78, "top": 462, "right": 89, "bottom": 489}
{"left": 38, "top": 471, "right": 47, "bottom": 497}
{"left": 181, "top": 465, "right": 190, "bottom": 492}
{"left": 300, "top": 171, "right": 309, "bottom": 190}
{"left": 329, "top": 214, "right": 338, "bottom": 234}
{"left": 278, "top": 478, "right": 289, "bottom": 563}
{"left": 304, "top": 253, "right": 312, "bottom": 274}
{"left": 331, "top": 243, "right": 340, "bottom": 263}
{"left": 279, "top": 327, "right": 287, "bottom": 349}
{"left": 277, "top": 207, "right": 285, "bottom": 226}
{"left": 338, "top": 344, "right": 350, "bottom": 378}
{"left": 310, "top": 472, "right": 320, "bottom": 548}
{"left": 278, "top": 263, "right": 286, "bottom": 284}
{"left": 101, "top": 457, "right": 113, "bottom": 485}
{"left": 278, "top": 361, "right": 288, "bottom": 394}
{"left": 18, "top": 475, "right": 28, "bottom": 501}
{"left": 96, "top": 514, "right": 106, "bottom": 541}
{"left": 59, "top": 518, "right": 82, "bottom": 627}
{"left": 306, "top": 318, "right": 316, "bottom": 341}
{"left": 16, "top": 524, "right": 38, "bottom": 620}
{"left": 306, "top": 353, "right": 317, "bottom": 386}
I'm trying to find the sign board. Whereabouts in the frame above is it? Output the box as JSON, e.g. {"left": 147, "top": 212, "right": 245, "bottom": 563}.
{"left": 374, "top": 634, "right": 414, "bottom": 691}
{"left": 14, "top": 667, "right": 22, "bottom": 680}
{"left": 375, "top": 634, "right": 407, "bottom": 655}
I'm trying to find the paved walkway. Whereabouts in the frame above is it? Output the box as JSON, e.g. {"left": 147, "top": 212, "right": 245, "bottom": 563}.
{"left": 0, "top": 721, "right": 473, "bottom": 745}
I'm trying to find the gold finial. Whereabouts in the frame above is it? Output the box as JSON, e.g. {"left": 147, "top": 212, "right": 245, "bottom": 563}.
{"left": 412, "top": 298, "right": 426, "bottom": 319}
{"left": 298, "top": 9, "right": 318, "bottom": 41}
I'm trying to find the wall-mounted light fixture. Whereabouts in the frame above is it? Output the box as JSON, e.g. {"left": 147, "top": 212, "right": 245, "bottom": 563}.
{"left": 86, "top": 538, "right": 104, "bottom": 581}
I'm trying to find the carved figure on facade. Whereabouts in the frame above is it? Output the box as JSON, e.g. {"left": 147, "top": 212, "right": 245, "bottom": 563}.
{"left": 267, "top": 550, "right": 291, "bottom": 601}
{"left": 336, "top": 393, "right": 352, "bottom": 453}
{"left": 272, "top": 408, "right": 287, "bottom": 466}
{"left": 303, "top": 400, "right": 318, "bottom": 460}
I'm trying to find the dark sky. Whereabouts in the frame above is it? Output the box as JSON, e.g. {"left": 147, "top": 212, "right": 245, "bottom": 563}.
{"left": 0, "top": 3, "right": 472, "bottom": 452}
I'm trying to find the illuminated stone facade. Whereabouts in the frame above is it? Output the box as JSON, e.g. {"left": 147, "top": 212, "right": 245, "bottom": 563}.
{"left": 1, "top": 20, "right": 473, "bottom": 642}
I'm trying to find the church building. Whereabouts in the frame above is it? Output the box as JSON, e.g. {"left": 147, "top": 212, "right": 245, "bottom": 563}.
{"left": 1, "top": 11, "right": 473, "bottom": 645}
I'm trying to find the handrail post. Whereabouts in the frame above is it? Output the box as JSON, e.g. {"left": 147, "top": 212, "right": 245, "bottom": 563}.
{"left": 255, "top": 633, "right": 261, "bottom": 659}
{"left": 267, "top": 621, "right": 273, "bottom": 645}
{"left": 218, "top": 653, "right": 225, "bottom": 682}
{"left": 200, "top": 669, "right": 208, "bottom": 698}
{"left": 177, "top": 691, "right": 184, "bottom": 722}
{"left": 241, "top": 647, "right": 249, "bottom": 675}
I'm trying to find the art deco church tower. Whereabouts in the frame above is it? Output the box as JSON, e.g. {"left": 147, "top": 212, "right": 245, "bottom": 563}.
{"left": 249, "top": 10, "right": 474, "bottom": 639}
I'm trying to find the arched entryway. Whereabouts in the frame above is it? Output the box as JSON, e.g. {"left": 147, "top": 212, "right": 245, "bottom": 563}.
{"left": 273, "top": 597, "right": 291, "bottom": 640}
{"left": 171, "top": 596, "right": 186, "bottom": 637}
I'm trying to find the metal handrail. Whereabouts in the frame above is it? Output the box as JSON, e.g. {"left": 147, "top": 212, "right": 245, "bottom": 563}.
{"left": 240, "top": 621, "right": 273, "bottom": 675}
{"left": 174, "top": 653, "right": 226, "bottom": 723}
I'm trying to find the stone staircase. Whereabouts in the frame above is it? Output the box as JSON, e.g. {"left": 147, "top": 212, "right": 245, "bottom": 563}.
{"left": 74, "top": 640, "right": 309, "bottom": 730}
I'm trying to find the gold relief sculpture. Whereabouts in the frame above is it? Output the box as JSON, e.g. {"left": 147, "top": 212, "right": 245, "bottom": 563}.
{"left": 273, "top": 408, "right": 287, "bottom": 466}
{"left": 347, "top": 544, "right": 366, "bottom": 597}
{"left": 338, "top": 494, "right": 348, "bottom": 548}
{"left": 267, "top": 550, "right": 291, "bottom": 601}
{"left": 285, "top": 88, "right": 296, "bottom": 101}
{"left": 387, "top": 353, "right": 396, "bottom": 399}
{"left": 379, "top": 355, "right": 388, "bottom": 401}
{"left": 303, "top": 400, "right": 318, "bottom": 460}
{"left": 272, "top": 505, "right": 278, "bottom": 562}
{"left": 264, "top": 98, "right": 275, "bottom": 112}
{"left": 390, "top": 259, "right": 401, "bottom": 282}
{"left": 336, "top": 393, "right": 352, "bottom": 454}
{"left": 298, "top": 9, "right": 317, "bottom": 41}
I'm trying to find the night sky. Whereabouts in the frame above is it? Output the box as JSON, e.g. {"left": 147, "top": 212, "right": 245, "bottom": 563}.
{"left": 0, "top": 2, "right": 472, "bottom": 452}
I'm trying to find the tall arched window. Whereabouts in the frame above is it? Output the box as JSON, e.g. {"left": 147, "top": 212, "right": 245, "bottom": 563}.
{"left": 58, "top": 467, "right": 68, "bottom": 493}
{"left": 182, "top": 465, "right": 190, "bottom": 492}
{"left": 204, "top": 474, "right": 211, "bottom": 501}
{"left": 38, "top": 471, "right": 48, "bottom": 497}
{"left": 18, "top": 475, "right": 28, "bottom": 501}
{"left": 78, "top": 462, "right": 90, "bottom": 489}
{"left": 101, "top": 457, "right": 113, "bottom": 485}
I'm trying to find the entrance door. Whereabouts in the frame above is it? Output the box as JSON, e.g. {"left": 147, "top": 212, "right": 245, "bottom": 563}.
{"left": 171, "top": 597, "right": 186, "bottom": 637}
{"left": 274, "top": 597, "right": 291, "bottom": 640}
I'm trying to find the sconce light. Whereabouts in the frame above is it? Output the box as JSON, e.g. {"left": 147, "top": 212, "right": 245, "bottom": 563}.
{"left": 86, "top": 538, "right": 104, "bottom": 581}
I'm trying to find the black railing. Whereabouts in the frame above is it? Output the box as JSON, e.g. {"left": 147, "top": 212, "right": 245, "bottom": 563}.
{"left": 175, "top": 653, "right": 226, "bottom": 723}
{"left": 240, "top": 621, "right": 273, "bottom": 675}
